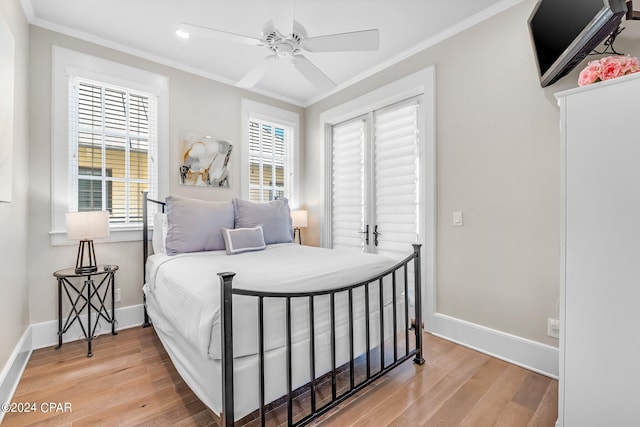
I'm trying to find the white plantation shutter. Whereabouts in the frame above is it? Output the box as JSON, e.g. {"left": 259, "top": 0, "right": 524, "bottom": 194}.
{"left": 69, "top": 77, "right": 157, "bottom": 225}
{"left": 329, "top": 98, "right": 420, "bottom": 263}
{"left": 373, "top": 102, "right": 420, "bottom": 260}
{"left": 248, "top": 118, "right": 294, "bottom": 203}
{"left": 323, "top": 70, "right": 435, "bottom": 321}
{"left": 331, "top": 118, "right": 366, "bottom": 251}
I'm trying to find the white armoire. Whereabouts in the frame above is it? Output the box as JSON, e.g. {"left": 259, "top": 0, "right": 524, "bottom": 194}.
{"left": 556, "top": 73, "right": 640, "bottom": 427}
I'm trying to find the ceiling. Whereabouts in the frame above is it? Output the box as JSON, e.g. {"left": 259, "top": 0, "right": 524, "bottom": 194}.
{"left": 23, "top": 0, "right": 518, "bottom": 106}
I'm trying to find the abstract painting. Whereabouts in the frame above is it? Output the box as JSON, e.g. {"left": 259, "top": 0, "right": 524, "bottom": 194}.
{"left": 179, "top": 133, "right": 232, "bottom": 188}
{"left": 0, "top": 15, "right": 14, "bottom": 202}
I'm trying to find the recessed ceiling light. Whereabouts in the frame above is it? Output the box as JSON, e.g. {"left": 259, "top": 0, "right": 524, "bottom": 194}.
{"left": 175, "top": 29, "right": 190, "bottom": 39}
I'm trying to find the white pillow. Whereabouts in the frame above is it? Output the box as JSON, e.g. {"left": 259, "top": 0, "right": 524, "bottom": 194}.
{"left": 221, "top": 226, "right": 266, "bottom": 255}
{"left": 152, "top": 212, "right": 168, "bottom": 254}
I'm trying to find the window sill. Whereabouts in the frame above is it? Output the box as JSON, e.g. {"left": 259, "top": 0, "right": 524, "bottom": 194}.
{"left": 50, "top": 225, "right": 152, "bottom": 246}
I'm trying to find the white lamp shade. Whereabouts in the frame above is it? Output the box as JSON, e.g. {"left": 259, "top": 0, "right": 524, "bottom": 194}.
{"left": 66, "top": 211, "right": 110, "bottom": 240}
{"left": 291, "top": 210, "right": 308, "bottom": 228}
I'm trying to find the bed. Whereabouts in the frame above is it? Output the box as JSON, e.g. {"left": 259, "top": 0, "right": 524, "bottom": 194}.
{"left": 141, "top": 191, "right": 424, "bottom": 426}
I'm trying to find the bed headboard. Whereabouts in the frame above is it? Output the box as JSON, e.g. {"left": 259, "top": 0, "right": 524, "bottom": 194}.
{"left": 142, "top": 190, "right": 165, "bottom": 328}
{"left": 142, "top": 190, "right": 166, "bottom": 281}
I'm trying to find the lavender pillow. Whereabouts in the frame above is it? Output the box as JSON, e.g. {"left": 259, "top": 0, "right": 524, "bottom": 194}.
{"left": 222, "top": 226, "right": 266, "bottom": 255}
{"left": 165, "top": 195, "right": 234, "bottom": 255}
{"left": 232, "top": 198, "right": 294, "bottom": 244}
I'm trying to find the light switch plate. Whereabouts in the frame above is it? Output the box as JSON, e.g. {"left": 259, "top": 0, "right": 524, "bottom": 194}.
{"left": 453, "top": 211, "right": 463, "bottom": 226}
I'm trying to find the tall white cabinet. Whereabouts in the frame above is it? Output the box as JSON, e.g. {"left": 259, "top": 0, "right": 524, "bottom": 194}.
{"left": 557, "top": 73, "right": 640, "bottom": 427}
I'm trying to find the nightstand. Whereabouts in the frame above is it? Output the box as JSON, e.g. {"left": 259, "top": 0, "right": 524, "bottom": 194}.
{"left": 53, "top": 265, "right": 119, "bottom": 357}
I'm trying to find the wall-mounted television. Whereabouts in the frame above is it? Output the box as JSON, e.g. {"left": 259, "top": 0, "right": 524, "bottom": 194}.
{"left": 528, "top": 0, "right": 627, "bottom": 87}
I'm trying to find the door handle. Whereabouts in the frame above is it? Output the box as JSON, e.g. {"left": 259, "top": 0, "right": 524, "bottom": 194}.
{"left": 373, "top": 225, "right": 382, "bottom": 246}
{"left": 359, "top": 224, "right": 369, "bottom": 245}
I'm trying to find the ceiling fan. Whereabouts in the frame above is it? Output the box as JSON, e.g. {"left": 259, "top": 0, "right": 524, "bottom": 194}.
{"left": 178, "top": 0, "right": 380, "bottom": 92}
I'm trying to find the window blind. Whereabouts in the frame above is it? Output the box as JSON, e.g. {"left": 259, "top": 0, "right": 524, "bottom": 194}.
{"left": 373, "top": 102, "right": 420, "bottom": 260}
{"left": 69, "top": 77, "right": 158, "bottom": 225}
{"left": 248, "top": 118, "right": 294, "bottom": 203}
{"left": 331, "top": 118, "right": 366, "bottom": 251}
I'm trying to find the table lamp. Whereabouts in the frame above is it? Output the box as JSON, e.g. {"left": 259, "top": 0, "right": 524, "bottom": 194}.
{"left": 66, "top": 211, "right": 110, "bottom": 274}
{"left": 291, "top": 210, "right": 308, "bottom": 244}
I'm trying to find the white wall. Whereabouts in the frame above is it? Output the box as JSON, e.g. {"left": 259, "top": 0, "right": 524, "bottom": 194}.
{"left": 27, "top": 26, "right": 304, "bottom": 325}
{"left": 0, "top": 0, "right": 29, "bottom": 372}
{"left": 303, "top": 0, "right": 640, "bottom": 346}
{"left": 15, "top": 0, "right": 640, "bottom": 357}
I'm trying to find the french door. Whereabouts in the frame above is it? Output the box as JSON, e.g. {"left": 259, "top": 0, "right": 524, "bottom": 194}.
{"left": 330, "top": 98, "right": 420, "bottom": 259}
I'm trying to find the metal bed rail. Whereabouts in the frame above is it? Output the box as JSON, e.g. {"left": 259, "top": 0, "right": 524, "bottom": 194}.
{"left": 218, "top": 244, "right": 424, "bottom": 427}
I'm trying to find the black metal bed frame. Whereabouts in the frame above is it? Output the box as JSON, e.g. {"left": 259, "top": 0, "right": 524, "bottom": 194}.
{"left": 141, "top": 191, "right": 424, "bottom": 426}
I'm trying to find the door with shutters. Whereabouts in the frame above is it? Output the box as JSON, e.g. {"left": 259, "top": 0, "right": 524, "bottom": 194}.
{"left": 331, "top": 117, "right": 366, "bottom": 251}
{"left": 330, "top": 99, "right": 420, "bottom": 259}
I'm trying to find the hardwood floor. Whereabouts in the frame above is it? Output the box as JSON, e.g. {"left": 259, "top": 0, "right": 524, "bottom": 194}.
{"left": 2, "top": 327, "right": 557, "bottom": 427}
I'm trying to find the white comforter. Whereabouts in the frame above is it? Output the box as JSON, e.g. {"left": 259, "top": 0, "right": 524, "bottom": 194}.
{"left": 145, "top": 243, "right": 401, "bottom": 360}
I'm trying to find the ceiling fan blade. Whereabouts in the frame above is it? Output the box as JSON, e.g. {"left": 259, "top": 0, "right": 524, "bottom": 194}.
{"left": 180, "top": 22, "right": 262, "bottom": 47}
{"left": 269, "top": 0, "right": 294, "bottom": 36}
{"left": 237, "top": 56, "right": 276, "bottom": 88}
{"left": 303, "top": 29, "right": 380, "bottom": 52}
{"left": 293, "top": 55, "right": 336, "bottom": 92}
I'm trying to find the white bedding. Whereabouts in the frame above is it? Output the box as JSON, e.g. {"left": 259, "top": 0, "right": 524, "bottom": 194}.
{"left": 146, "top": 243, "right": 403, "bottom": 360}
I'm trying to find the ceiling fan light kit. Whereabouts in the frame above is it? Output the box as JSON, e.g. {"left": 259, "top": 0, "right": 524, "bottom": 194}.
{"left": 175, "top": 28, "right": 190, "bottom": 39}
{"left": 178, "top": 4, "right": 379, "bottom": 92}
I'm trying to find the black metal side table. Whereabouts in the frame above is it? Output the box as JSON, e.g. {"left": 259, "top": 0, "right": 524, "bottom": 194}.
{"left": 53, "top": 265, "right": 119, "bottom": 357}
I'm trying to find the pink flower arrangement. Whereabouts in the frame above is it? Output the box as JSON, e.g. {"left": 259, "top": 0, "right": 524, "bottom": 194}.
{"left": 578, "top": 55, "right": 640, "bottom": 86}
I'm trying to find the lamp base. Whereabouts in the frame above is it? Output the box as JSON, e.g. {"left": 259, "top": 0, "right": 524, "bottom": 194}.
{"left": 75, "top": 240, "right": 98, "bottom": 274}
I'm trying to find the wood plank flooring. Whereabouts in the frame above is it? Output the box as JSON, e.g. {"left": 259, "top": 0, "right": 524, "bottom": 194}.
{"left": 2, "top": 327, "right": 557, "bottom": 427}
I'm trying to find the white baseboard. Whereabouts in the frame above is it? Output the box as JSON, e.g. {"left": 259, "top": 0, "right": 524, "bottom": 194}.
{"left": 0, "top": 303, "right": 145, "bottom": 425}
{"left": 0, "top": 327, "right": 32, "bottom": 425}
{"left": 31, "top": 304, "right": 144, "bottom": 350}
{"left": 431, "top": 313, "right": 559, "bottom": 379}
{"left": 3, "top": 305, "right": 557, "bottom": 425}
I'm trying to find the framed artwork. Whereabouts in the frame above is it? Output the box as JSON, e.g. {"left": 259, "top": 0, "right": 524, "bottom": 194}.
{"left": 0, "top": 16, "right": 15, "bottom": 202}
{"left": 179, "top": 133, "right": 232, "bottom": 188}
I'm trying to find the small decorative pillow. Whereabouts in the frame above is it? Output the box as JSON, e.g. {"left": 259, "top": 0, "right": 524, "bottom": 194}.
{"left": 152, "top": 212, "right": 168, "bottom": 254}
{"left": 222, "top": 226, "right": 267, "bottom": 255}
{"left": 165, "top": 195, "right": 234, "bottom": 255}
{"left": 232, "top": 198, "right": 294, "bottom": 244}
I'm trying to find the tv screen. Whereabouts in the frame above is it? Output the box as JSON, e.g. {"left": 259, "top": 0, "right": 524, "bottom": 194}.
{"left": 528, "top": 0, "right": 627, "bottom": 87}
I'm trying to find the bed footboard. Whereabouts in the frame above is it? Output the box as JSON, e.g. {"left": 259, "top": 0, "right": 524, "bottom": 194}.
{"left": 218, "top": 244, "right": 424, "bottom": 427}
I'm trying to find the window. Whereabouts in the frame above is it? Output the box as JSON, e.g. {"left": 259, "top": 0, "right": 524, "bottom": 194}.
{"left": 51, "top": 46, "right": 169, "bottom": 244}
{"left": 241, "top": 99, "right": 300, "bottom": 206}
{"left": 248, "top": 119, "right": 294, "bottom": 203}
{"left": 69, "top": 79, "right": 155, "bottom": 224}
{"left": 78, "top": 167, "right": 112, "bottom": 213}
{"left": 70, "top": 78, "right": 156, "bottom": 225}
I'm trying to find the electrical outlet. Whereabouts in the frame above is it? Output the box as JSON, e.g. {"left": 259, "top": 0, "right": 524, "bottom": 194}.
{"left": 547, "top": 318, "right": 560, "bottom": 338}
{"left": 114, "top": 288, "right": 121, "bottom": 303}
